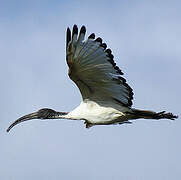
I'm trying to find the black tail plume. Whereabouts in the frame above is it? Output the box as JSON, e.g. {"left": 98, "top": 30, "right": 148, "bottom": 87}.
{"left": 132, "top": 109, "right": 178, "bottom": 120}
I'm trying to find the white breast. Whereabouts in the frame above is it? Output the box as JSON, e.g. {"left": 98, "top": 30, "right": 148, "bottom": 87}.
{"left": 65, "top": 100, "right": 129, "bottom": 124}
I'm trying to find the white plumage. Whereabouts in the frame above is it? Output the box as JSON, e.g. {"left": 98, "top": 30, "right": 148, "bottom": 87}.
{"left": 6, "top": 25, "right": 177, "bottom": 132}
{"left": 65, "top": 100, "right": 128, "bottom": 126}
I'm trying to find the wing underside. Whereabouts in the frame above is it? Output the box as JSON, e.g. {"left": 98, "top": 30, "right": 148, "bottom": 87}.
{"left": 66, "top": 25, "right": 133, "bottom": 107}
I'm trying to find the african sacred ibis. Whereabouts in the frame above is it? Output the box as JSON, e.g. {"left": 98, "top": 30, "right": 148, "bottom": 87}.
{"left": 7, "top": 25, "right": 178, "bottom": 132}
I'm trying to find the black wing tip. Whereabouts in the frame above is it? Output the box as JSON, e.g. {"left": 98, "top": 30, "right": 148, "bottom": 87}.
{"left": 117, "top": 76, "right": 134, "bottom": 106}
{"left": 88, "top": 33, "right": 95, "bottom": 39}
{"left": 80, "top": 25, "right": 86, "bottom": 34}
{"left": 67, "top": 24, "right": 86, "bottom": 47}
{"left": 105, "top": 48, "right": 124, "bottom": 75}
{"left": 67, "top": 27, "right": 71, "bottom": 31}
{"left": 73, "top": 24, "right": 78, "bottom": 35}
{"left": 95, "top": 37, "right": 102, "bottom": 44}
{"left": 105, "top": 48, "right": 112, "bottom": 54}
{"left": 66, "top": 27, "right": 71, "bottom": 46}
{"left": 126, "top": 87, "right": 134, "bottom": 106}
{"left": 100, "top": 43, "right": 107, "bottom": 49}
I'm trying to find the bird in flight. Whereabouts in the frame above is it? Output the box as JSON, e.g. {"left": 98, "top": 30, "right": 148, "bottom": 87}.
{"left": 7, "top": 25, "right": 178, "bottom": 132}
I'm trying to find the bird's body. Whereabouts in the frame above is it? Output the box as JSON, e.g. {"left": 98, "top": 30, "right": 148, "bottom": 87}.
{"left": 7, "top": 25, "right": 178, "bottom": 132}
{"left": 65, "top": 100, "right": 129, "bottom": 124}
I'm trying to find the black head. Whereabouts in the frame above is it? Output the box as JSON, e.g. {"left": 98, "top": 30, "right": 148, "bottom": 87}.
{"left": 36, "top": 108, "right": 57, "bottom": 119}
{"left": 7, "top": 108, "right": 57, "bottom": 132}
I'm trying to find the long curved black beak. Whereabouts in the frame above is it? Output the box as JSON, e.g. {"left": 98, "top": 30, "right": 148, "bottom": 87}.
{"left": 7, "top": 112, "right": 39, "bottom": 132}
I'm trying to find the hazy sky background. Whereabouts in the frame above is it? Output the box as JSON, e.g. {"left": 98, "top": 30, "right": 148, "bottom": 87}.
{"left": 0, "top": 0, "right": 181, "bottom": 179}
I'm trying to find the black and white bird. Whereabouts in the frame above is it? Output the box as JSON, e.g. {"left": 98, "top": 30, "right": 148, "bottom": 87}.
{"left": 7, "top": 25, "right": 178, "bottom": 132}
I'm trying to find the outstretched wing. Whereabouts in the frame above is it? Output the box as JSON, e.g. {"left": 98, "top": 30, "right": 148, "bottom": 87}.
{"left": 66, "top": 25, "right": 133, "bottom": 107}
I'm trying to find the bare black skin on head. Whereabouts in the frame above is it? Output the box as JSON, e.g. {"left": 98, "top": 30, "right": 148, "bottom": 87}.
{"left": 7, "top": 108, "right": 68, "bottom": 132}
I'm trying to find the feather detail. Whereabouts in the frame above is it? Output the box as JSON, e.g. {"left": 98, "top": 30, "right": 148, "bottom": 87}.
{"left": 66, "top": 25, "right": 133, "bottom": 107}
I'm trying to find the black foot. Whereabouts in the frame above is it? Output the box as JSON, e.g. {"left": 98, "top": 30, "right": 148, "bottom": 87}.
{"left": 84, "top": 121, "right": 93, "bottom": 128}
{"left": 118, "top": 121, "right": 132, "bottom": 125}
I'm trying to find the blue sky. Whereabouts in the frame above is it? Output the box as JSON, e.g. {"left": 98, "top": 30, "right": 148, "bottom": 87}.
{"left": 0, "top": 0, "right": 181, "bottom": 179}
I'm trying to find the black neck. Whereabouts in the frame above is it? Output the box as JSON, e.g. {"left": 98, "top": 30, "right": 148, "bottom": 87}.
{"left": 38, "top": 108, "right": 68, "bottom": 119}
